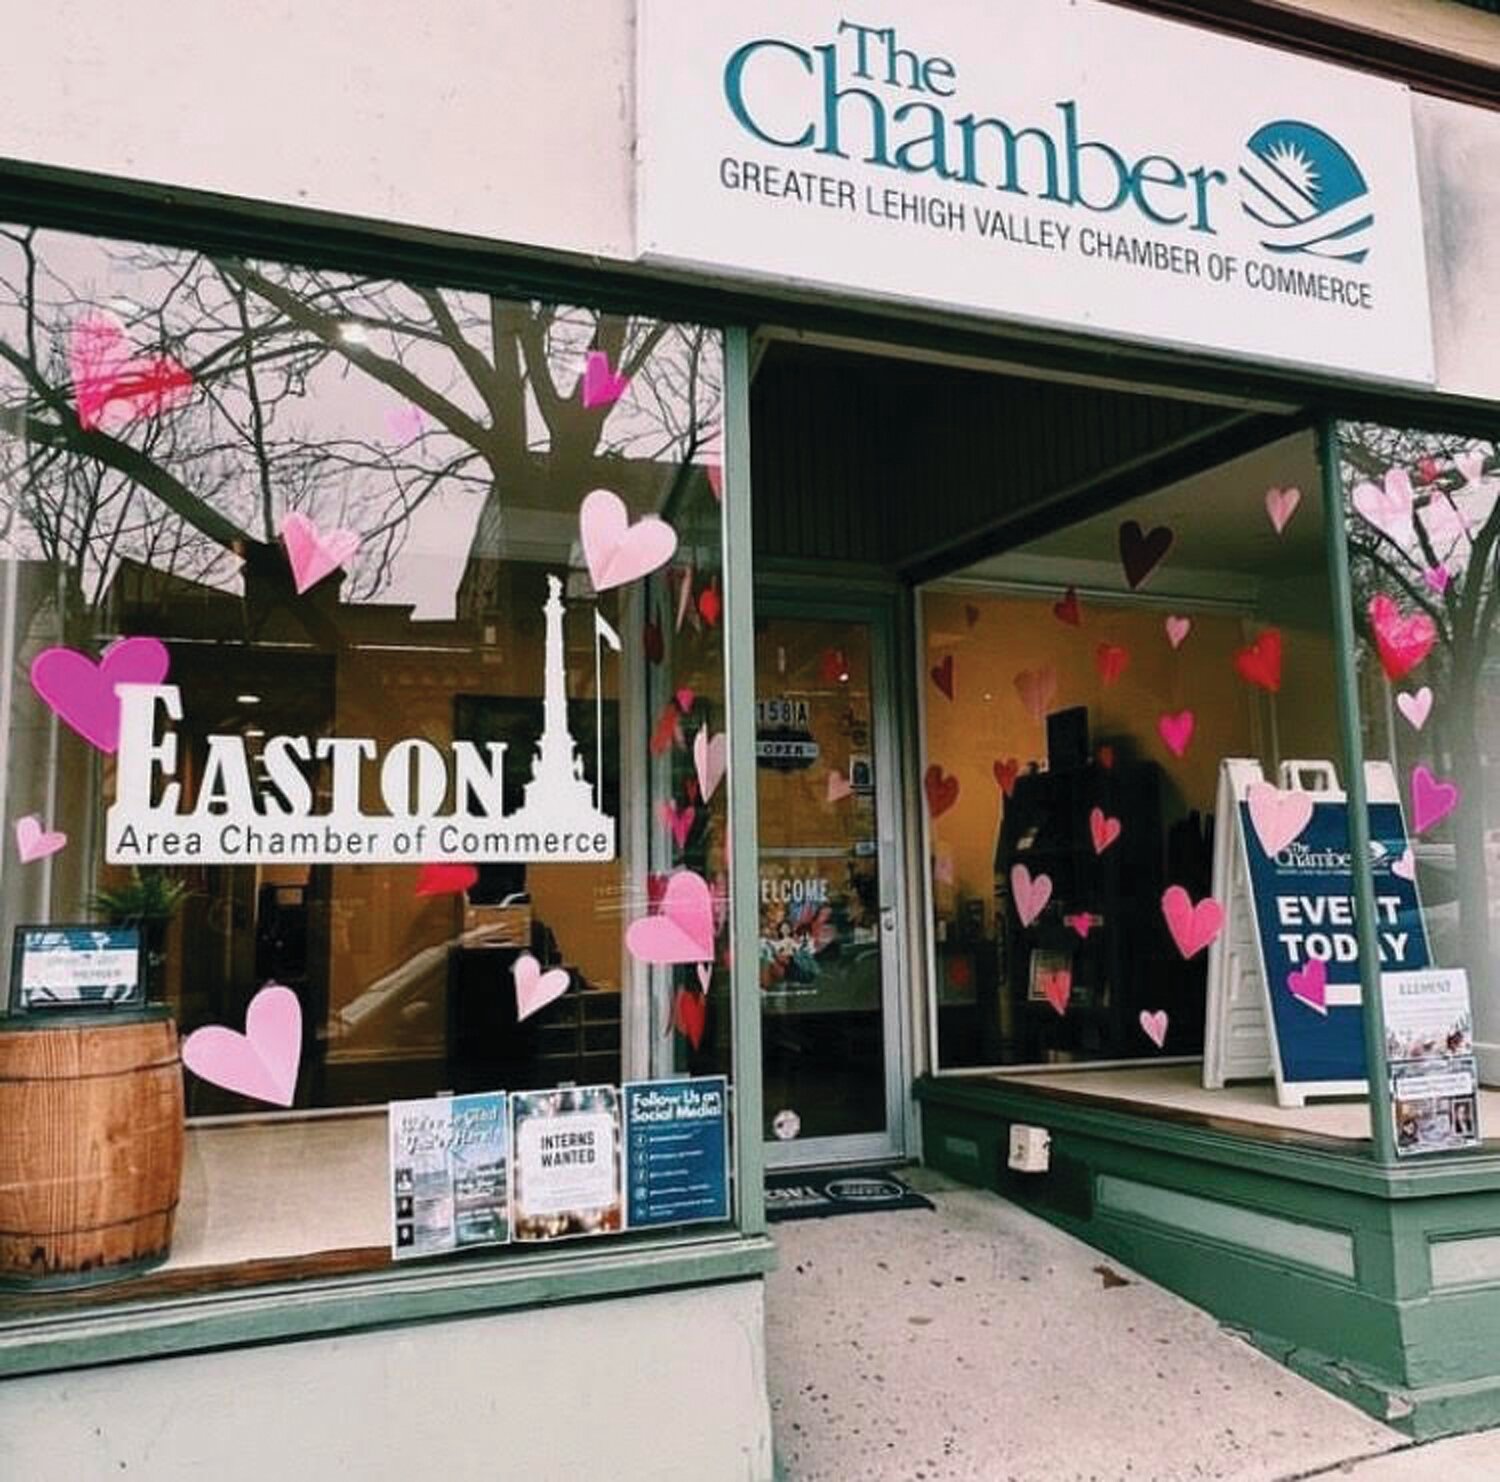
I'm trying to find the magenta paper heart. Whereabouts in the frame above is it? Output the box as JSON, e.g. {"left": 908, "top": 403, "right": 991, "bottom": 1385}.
{"left": 826, "top": 770, "right": 852, "bottom": 803}
{"left": 1246, "top": 782, "right": 1313, "bottom": 858}
{"left": 30, "top": 635, "right": 170, "bottom": 753}
{"left": 513, "top": 953, "right": 570, "bottom": 1022}
{"left": 580, "top": 350, "right": 630, "bottom": 409}
{"left": 1162, "top": 885, "right": 1223, "bottom": 960}
{"left": 675, "top": 687, "right": 695, "bottom": 714}
{"left": 1286, "top": 958, "right": 1328, "bottom": 1016}
{"left": 1011, "top": 864, "right": 1053, "bottom": 928}
{"left": 1352, "top": 469, "right": 1414, "bottom": 546}
{"left": 1410, "top": 765, "right": 1459, "bottom": 834}
{"left": 1157, "top": 709, "right": 1195, "bottom": 759}
{"left": 1392, "top": 849, "right": 1417, "bottom": 881}
{"left": 693, "top": 727, "right": 727, "bottom": 803}
{"left": 69, "top": 312, "right": 193, "bottom": 432}
{"left": 1264, "top": 486, "right": 1301, "bottom": 535}
{"left": 1089, "top": 807, "right": 1122, "bottom": 855}
{"left": 181, "top": 984, "right": 302, "bottom": 1107}
{"left": 1423, "top": 566, "right": 1451, "bottom": 595}
{"left": 660, "top": 799, "right": 696, "bottom": 850}
{"left": 1165, "top": 615, "right": 1191, "bottom": 650}
{"left": 1367, "top": 595, "right": 1437, "bottom": 684}
{"left": 1064, "top": 912, "right": 1098, "bottom": 939}
{"left": 1013, "top": 665, "right": 1057, "bottom": 722}
{"left": 1040, "top": 968, "right": 1071, "bottom": 1017}
{"left": 13, "top": 815, "right": 66, "bottom": 863}
{"left": 579, "top": 488, "right": 677, "bottom": 592}
{"left": 1139, "top": 1009, "right": 1169, "bottom": 1049}
{"left": 625, "top": 869, "right": 716, "bottom": 965}
{"left": 1396, "top": 687, "right": 1433, "bottom": 731}
{"left": 281, "top": 511, "right": 359, "bottom": 595}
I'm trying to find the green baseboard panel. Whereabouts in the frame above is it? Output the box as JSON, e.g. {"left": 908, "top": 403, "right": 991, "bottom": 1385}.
{"left": 916, "top": 1075, "right": 1500, "bottom": 1440}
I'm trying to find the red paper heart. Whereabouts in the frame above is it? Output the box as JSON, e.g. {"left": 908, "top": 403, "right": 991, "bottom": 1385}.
{"left": 1119, "top": 520, "right": 1174, "bottom": 589}
{"left": 819, "top": 648, "right": 848, "bottom": 684}
{"left": 1053, "top": 587, "right": 1081, "bottom": 626}
{"left": 415, "top": 862, "right": 478, "bottom": 898}
{"left": 650, "top": 702, "right": 683, "bottom": 756}
{"left": 697, "top": 581, "right": 721, "bottom": 627}
{"left": 1094, "top": 643, "right": 1129, "bottom": 686}
{"left": 673, "top": 987, "right": 707, "bottom": 1050}
{"left": 1040, "top": 967, "right": 1072, "bottom": 1017}
{"left": 924, "top": 764, "right": 959, "bottom": 818}
{"left": 1089, "top": 807, "right": 1122, "bottom": 854}
{"left": 993, "top": 758, "right": 1020, "bottom": 796}
{"left": 1096, "top": 745, "right": 1116, "bottom": 770}
{"left": 930, "top": 654, "right": 955, "bottom": 701}
{"left": 1368, "top": 594, "right": 1437, "bottom": 682}
{"left": 1234, "top": 629, "right": 1283, "bottom": 693}
{"left": 683, "top": 778, "right": 700, "bottom": 803}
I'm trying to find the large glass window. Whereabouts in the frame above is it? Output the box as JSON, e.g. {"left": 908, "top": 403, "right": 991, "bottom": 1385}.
{"left": 0, "top": 224, "right": 733, "bottom": 1297}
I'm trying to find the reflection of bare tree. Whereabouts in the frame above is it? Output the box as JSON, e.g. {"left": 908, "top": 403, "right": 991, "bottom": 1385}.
{"left": 1342, "top": 424, "right": 1499, "bottom": 984}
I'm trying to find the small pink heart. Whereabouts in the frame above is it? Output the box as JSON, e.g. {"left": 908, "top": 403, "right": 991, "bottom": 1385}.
{"left": 1246, "top": 782, "right": 1313, "bottom": 857}
{"left": 580, "top": 349, "right": 630, "bottom": 409}
{"left": 1264, "top": 486, "right": 1302, "bottom": 535}
{"left": 675, "top": 687, "right": 695, "bottom": 714}
{"left": 1064, "top": 912, "right": 1098, "bottom": 939}
{"left": 1456, "top": 451, "right": 1487, "bottom": 488}
{"left": 660, "top": 799, "right": 696, "bottom": 850}
{"left": 626, "top": 870, "right": 716, "bottom": 964}
{"left": 1165, "top": 615, "right": 1191, "bottom": 650}
{"left": 579, "top": 488, "right": 677, "bottom": 592}
{"left": 1353, "top": 469, "right": 1415, "bottom": 546}
{"left": 1011, "top": 864, "right": 1053, "bottom": 928}
{"left": 1089, "top": 807, "right": 1122, "bottom": 855}
{"left": 1161, "top": 885, "right": 1223, "bottom": 960}
{"left": 280, "top": 511, "right": 359, "bottom": 595}
{"left": 1040, "top": 967, "right": 1072, "bottom": 1017}
{"left": 1139, "top": 1009, "right": 1169, "bottom": 1049}
{"left": 1423, "top": 565, "right": 1451, "bottom": 595}
{"left": 696, "top": 962, "right": 713, "bottom": 993}
{"left": 1392, "top": 848, "right": 1417, "bottom": 881}
{"left": 693, "top": 726, "right": 727, "bottom": 803}
{"left": 705, "top": 463, "right": 723, "bottom": 501}
{"left": 1158, "top": 709, "right": 1195, "bottom": 758}
{"left": 1410, "top": 765, "right": 1459, "bottom": 834}
{"left": 1286, "top": 958, "right": 1328, "bottom": 1016}
{"left": 181, "top": 984, "right": 302, "bottom": 1107}
{"left": 30, "top": 635, "right": 171, "bottom": 754}
{"left": 1014, "top": 665, "right": 1057, "bottom": 723}
{"left": 13, "top": 814, "right": 66, "bottom": 863}
{"left": 1396, "top": 688, "right": 1433, "bottom": 731}
{"left": 383, "top": 403, "right": 426, "bottom": 443}
{"left": 826, "top": 770, "right": 853, "bottom": 803}
{"left": 513, "top": 953, "right": 570, "bottom": 1022}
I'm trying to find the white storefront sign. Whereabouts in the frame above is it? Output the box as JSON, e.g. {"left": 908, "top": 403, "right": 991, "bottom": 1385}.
{"left": 638, "top": 0, "right": 1435, "bottom": 385}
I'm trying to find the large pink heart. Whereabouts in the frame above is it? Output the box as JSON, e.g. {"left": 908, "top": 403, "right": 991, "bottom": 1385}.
{"left": 281, "top": 511, "right": 360, "bottom": 594}
{"left": 1011, "top": 864, "right": 1053, "bottom": 928}
{"left": 1352, "top": 469, "right": 1414, "bottom": 546}
{"left": 181, "top": 984, "right": 302, "bottom": 1107}
{"left": 579, "top": 488, "right": 677, "bottom": 592}
{"left": 30, "top": 636, "right": 170, "bottom": 753}
{"left": 626, "top": 869, "right": 716, "bottom": 964}
{"left": 1161, "top": 885, "right": 1224, "bottom": 960}
{"left": 514, "top": 953, "right": 571, "bottom": 1022}
{"left": 1286, "top": 958, "right": 1328, "bottom": 1016}
{"left": 1246, "top": 782, "right": 1313, "bottom": 858}
{"left": 1410, "top": 765, "right": 1460, "bottom": 834}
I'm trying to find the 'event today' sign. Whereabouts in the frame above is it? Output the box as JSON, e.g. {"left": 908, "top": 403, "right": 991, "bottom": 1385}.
{"left": 638, "top": 0, "right": 1434, "bottom": 385}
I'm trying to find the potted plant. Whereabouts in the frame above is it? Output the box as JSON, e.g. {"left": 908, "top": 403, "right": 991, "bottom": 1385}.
{"left": 92, "top": 867, "right": 191, "bottom": 1003}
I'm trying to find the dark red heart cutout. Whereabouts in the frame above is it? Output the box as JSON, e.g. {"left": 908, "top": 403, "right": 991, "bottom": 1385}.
{"left": 1119, "top": 520, "right": 1174, "bottom": 589}
{"left": 1234, "top": 628, "right": 1283, "bottom": 693}
{"left": 674, "top": 987, "right": 707, "bottom": 1050}
{"left": 697, "top": 581, "right": 721, "bottom": 628}
{"left": 1053, "top": 587, "right": 1082, "bottom": 626}
{"left": 643, "top": 611, "right": 664, "bottom": 665}
{"left": 1095, "top": 643, "right": 1129, "bottom": 685}
{"left": 647, "top": 872, "right": 669, "bottom": 907}
{"left": 415, "top": 862, "right": 478, "bottom": 898}
{"left": 683, "top": 778, "right": 700, "bottom": 804}
{"left": 1097, "top": 745, "right": 1116, "bottom": 770}
{"left": 993, "top": 758, "right": 1020, "bottom": 796}
{"left": 925, "top": 764, "right": 960, "bottom": 818}
{"left": 819, "top": 648, "right": 848, "bottom": 684}
{"left": 930, "top": 655, "right": 955, "bottom": 701}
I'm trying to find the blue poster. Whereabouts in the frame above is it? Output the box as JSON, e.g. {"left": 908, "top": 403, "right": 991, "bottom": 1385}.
{"left": 1240, "top": 801, "right": 1430, "bottom": 1086}
{"left": 624, "top": 1077, "right": 731, "bottom": 1229}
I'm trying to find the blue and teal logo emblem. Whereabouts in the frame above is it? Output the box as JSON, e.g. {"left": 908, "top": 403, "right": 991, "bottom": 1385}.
{"left": 1239, "top": 121, "right": 1372, "bottom": 263}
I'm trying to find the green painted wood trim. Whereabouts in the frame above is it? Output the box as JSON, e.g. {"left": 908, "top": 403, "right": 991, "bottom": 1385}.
{"left": 0, "top": 1234, "right": 777, "bottom": 1380}
{"left": 724, "top": 324, "right": 767, "bottom": 1235}
{"left": 1318, "top": 417, "right": 1399, "bottom": 1165}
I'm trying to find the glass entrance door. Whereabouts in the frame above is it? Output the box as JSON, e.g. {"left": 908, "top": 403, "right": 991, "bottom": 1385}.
{"left": 755, "top": 602, "right": 906, "bottom": 1166}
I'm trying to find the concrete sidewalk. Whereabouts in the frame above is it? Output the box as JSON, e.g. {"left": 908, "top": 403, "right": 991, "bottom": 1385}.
{"left": 764, "top": 1168, "right": 1498, "bottom": 1481}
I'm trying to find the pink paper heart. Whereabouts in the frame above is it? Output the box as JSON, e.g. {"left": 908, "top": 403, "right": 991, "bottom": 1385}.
{"left": 1392, "top": 848, "right": 1417, "bottom": 881}
{"left": 1410, "top": 765, "right": 1459, "bottom": 834}
{"left": 696, "top": 962, "right": 713, "bottom": 993}
{"left": 1420, "top": 495, "right": 1471, "bottom": 554}
{"left": 1246, "top": 782, "right": 1313, "bottom": 857}
{"left": 826, "top": 770, "right": 852, "bottom": 803}
{"left": 675, "top": 687, "right": 695, "bottom": 714}
{"left": 1396, "top": 687, "right": 1433, "bottom": 731}
{"left": 30, "top": 635, "right": 170, "bottom": 753}
{"left": 1089, "top": 807, "right": 1122, "bottom": 855}
{"left": 579, "top": 488, "right": 677, "bottom": 592}
{"left": 1165, "top": 615, "right": 1191, "bottom": 650}
{"left": 513, "top": 953, "right": 570, "bottom": 1022}
{"left": 1423, "top": 565, "right": 1451, "bottom": 595}
{"left": 13, "top": 814, "right": 67, "bottom": 863}
{"left": 1157, "top": 709, "right": 1195, "bottom": 758}
{"left": 626, "top": 869, "right": 716, "bottom": 964}
{"left": 280, "top": 511, "right": 360, "bottom": 595}
{"left": 693, "top": 726, "right": 727, "bottom": 803}
{"left": 660, "top": 799, "right": 696, "bottom": 850}
{"left": 1064, "top": 912, "right": 1098, "bottom": 939}
{"left": 1011, "top": 864, "right": 1053, "bottom": 928}
{"left": 1456, "top": 451, "right": 1486, "bottom": 488}
{"left": 1013, "top": 666, "right": 1057, "bottom": 723}
{"left": 705, "top": 463, "right": 723, "bottom": 502}
{"left": 580, "top": 350, "right": 630, "bottom": 409}
{"left": 1286, "top": 958, "right": 1328, "bottom": 1016}
{"left": 1040, "top": 968, "right": 1072, "bottom": 1017}
{"left": 1139, "top": 1009, "right": 1169, "bottom": 1049}
{"left": 1264, "top": 486, "right": 1302, "bottom": 535}
{"left": 181, "top": 984, "right": 302, "bottom": 1107}
{"left": 1161, "top": 885, "right": 1224, "bottom": 960}
{"left": 69, "top": 312, "right": 193, "bottom": 431}
{"left": 383, "top": 403, "right": 426, "bottom": 443}
{"left": 1352, "top": 469, "right": 1415, "bottom": 546}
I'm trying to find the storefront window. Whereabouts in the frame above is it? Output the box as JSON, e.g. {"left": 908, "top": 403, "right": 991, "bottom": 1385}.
{"left": 0, "top": 224, "right": 733, "bottom": 1293}
{"left": 923, "top": 433, "right": 1342, "bottom": 1071}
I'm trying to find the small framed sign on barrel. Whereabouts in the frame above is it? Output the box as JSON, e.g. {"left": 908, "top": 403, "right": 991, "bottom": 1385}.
{"left": 8, "top": 924, "right": 145, "bottom": 1015}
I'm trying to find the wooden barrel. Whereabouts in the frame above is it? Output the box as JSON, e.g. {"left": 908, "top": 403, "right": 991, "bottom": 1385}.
{"left": 0, "top": 1013, "right": 184, "bottom": 1287}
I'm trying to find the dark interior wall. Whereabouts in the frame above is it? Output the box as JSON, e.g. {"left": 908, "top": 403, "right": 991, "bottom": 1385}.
{"left": 749, "top": 344, "right": 1246, "bottom": 576}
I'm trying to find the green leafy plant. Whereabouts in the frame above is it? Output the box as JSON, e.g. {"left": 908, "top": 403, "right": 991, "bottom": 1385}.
{"left": 91, "top": 868, "right": 191, "bottom": 925}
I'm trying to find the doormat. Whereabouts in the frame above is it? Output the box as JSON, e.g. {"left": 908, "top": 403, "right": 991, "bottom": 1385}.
{"left": 765, "top": 1167, "right": 935, "bottom": 1222}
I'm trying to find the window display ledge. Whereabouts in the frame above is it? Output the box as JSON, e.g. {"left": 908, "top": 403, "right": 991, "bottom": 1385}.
{"left": 0, "top": 1231, "right": 776, "bottom": 1380}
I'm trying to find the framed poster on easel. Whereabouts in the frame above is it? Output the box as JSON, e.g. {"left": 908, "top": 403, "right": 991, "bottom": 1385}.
{"left": 1203, "top": 758, "right": 1431, "bottom": 1108}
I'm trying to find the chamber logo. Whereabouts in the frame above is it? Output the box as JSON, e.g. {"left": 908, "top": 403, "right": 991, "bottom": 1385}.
{"left": 1239, "top": 121, "right": 1373, "bottom": 263}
